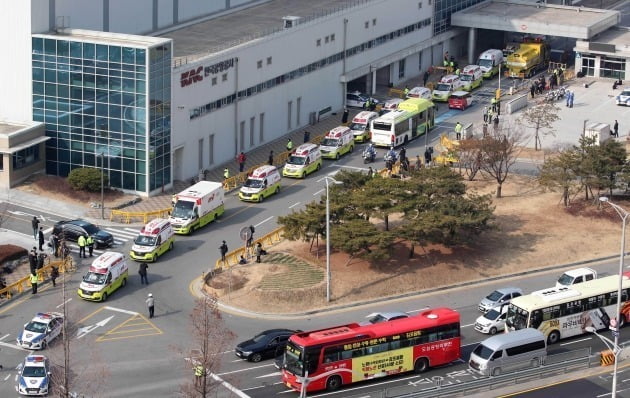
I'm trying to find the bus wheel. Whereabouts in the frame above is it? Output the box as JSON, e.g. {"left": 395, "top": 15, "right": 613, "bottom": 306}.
{"left": 316, "top": 163, "right": 321, "bottom": 171}
{"left": 414, "top": 358, "right": 429, "bottom": 373}
{"left": 101, "top": 293, "right": 108, "bottom": 302}
{"left": 547, "top": 330, "right": 560, "bottom": 345}
{"left": 326, "top": 375, "right": 342, "bottom": 391}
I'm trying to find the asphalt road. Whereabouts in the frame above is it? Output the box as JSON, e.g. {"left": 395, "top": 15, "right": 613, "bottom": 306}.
{"left": 0, "top": 72, "right": 617, "bottom": 397}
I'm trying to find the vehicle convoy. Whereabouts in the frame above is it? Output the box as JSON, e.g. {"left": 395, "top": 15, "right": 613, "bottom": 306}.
{"left": 349, "top": 111, "right": 378, "bottom": 142}
{"left": 16, "top": 355, "right": 51, "bottom": 396}
{"left": 370, "top": 98, "right": 435, "bottom": 147}
{"left": 477, "top": 49, "right": 504, "bottom": 78}
{"left": 239, "top": 165, "right": 281, "bottom": 202}
{"left": 505, "top": 40, "right": 550, "bottom": 78}
{"left": 432, "top": 74, "right": 464, "bottom": 102}
{"left": 129, "top": 218, "right": 174, "bottom": 262}
{"left": 282, "top": 143, "right": 322, "bottom": 178}
{"left": 459, "top": 65, "right": 483, "bottom": 91}
{"left": 169, "top": 181, "right": 224, "bottom": 235}
{"left": 17, "top": 312, "right": 64, "bottom": 350}
{"left": 319, "top": 126, "right": 355, "bottom": 159}
{"left": 77, "top": 251, "right": 129, "bottom": 302}
{"left": 506, "top": 272, "right": 630, "bottom": 344}
{"left": 281, "top": 308, "right": 460, "bottom": 393}
{"left": 235, "top": 329, "right": 300, "bottom": 362}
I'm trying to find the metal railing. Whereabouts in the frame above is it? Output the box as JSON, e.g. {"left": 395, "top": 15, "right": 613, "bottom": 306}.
{"left": 110, "top": 208, "right": 172, "bottom": 224}
{"left": 213, "top": 227, "right": 285, "bottom": 269}
{"left": 0, "top": 257, "right": 75, "bottom": 300}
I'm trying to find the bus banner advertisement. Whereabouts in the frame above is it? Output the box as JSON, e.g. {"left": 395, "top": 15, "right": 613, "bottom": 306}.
{"left": 354, "top": 349, "right": 411, "bottom": 381}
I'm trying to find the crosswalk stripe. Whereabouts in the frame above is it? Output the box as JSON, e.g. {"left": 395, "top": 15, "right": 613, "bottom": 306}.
{"left": 104, "top": 228, "right": 138, "bottom": 238}
{"left": 124, "top": 228, "right": 140, "bottom": 233}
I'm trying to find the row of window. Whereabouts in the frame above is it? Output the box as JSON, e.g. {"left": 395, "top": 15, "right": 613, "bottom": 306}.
{"left": 11, "top": 146, "right": 41, "bottom": 170}
{"left": 189, "top": 17, "right": 432, "bottom": 120}
{"left": 433, "top": 0, "right": 485, "bottom": 35}
{"left": 33, "top": 38, "right": 148, "bottom": 65}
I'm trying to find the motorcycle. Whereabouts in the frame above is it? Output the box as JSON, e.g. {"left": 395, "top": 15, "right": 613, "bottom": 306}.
{"left": 384, "top": 151, "right": 397, "bottom": 170}
{"left": 362, "top": 148, "right": 376, "bottom": 164}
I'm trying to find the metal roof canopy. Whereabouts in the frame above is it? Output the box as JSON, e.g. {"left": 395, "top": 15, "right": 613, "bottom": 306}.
{"left": 451, "top": 0, "right": 620, "bottom": 40}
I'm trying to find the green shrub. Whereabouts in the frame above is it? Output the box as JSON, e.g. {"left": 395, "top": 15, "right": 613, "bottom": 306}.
{"left": 67, "top": 167, "right": 108, "bottom": 192}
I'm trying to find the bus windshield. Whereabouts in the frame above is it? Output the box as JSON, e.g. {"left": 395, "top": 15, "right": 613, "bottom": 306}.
{"left": 435, "top": 83, "right": 451, "bottom": 91}
{"left": 284, "top": 342, "right": 304, "bottom": 376}
{"left": 478, "top": 59, "right": 494, "bottom": 68}
{"left": 506, "top": 304, "right": 529, "bottom": 330}
{"left": 172, "top": 200, "right": 195, "bottom": 219}
{"left": 287, "top": 155, "right": 306, "bottom": 165}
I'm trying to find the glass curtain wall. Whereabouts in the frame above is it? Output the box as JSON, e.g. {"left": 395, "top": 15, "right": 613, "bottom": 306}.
{"left": 434, "top": 0, "right": 486, "bottom": 35}
{"left": 32, "top": 36, "right": 171, "bottom": 194}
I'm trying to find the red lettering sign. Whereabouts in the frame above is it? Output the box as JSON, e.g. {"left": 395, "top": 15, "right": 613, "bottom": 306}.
{"left": 180, "top": 66, "right": 204, "bottom": 87}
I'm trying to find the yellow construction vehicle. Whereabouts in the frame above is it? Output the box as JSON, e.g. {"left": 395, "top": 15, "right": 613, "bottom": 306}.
{"left": 505, "top": 40, "right": 550, "bottom": 79}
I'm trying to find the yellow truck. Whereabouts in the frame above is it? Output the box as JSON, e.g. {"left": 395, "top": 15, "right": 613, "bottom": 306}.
{"left": 505, "top": 41, "right": 550, "bottom": 78}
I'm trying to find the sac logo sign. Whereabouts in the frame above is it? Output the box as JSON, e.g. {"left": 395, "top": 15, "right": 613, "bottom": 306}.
{"left": 179, "top": 58, "right": 236, "bottom": 88}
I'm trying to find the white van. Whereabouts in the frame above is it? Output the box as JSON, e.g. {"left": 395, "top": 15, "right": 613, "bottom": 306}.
{"left": 477, "top": 49, "right": 504, "bottom": 78}
{"left": 556, "top": 267, "right": 597, "bottom": 288}
{"left": 432, "top": 75, "right": 464, "bottom": 102}
{"left": 239, "top": 165, "right": 281, "bottom": 202}
{"left": 460, "top": 65, "right": 483, "bottom": 91}
{"left": 469, "top": 328, "right": 547, "bottom": 376}
{"left": 349, "top": 111, "right": 379, "bottom": 143}
{"left": 130, "top": 218, "right": 175, "bottom": 262}
{"left": 78, "top": 252, "right": 129, "bottom": 302}
{"left": 319, "top": 126, "right": 354, "bottom": 160}
{"left": 406, "top": 87, "right": 432, "bottom": 100}
{"left": 282, "top": 143, "right": 323, "bottom": 178}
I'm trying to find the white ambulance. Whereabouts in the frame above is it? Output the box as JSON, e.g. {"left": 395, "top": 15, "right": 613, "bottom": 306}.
{"left": 432, "top": 75, "right": 464, "bottom": 102}
{"left": 349, "top": 111, "right": 379, "bottom": 143}
{"left": 78, "top": 252, "right": 129, "bottom": 302}
{"left": 406, "top": 86, "right": 432, "bottom": 100}
{"left": 477, "top": 49, "right": 504, "bottom": 78}
{"left": 170, "top": 181, "right": 225, "bottom": 235}
{"left": 460, "top": 65, "right": 483, "bottom": 91}
{"left": 320, "top": 126, "right": 354, "bottom": 160}
{"left": 239, "top": 165, "right": 281, "bottom": 202}
{"left": 282, "top": 143, "right": 322, "bottom": 178}
{"left": 129, "top": 218, "right": 175, "bottom": 262}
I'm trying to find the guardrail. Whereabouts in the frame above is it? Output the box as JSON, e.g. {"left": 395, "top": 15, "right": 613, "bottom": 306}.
{"left": 213, "top": 227, "right": 285, "bottom": 269}
{"left": 110, "top": 208, "right": 172, "bottom": 224}
{"left": 0, "top": 257, "right": 75, "bottom": 300}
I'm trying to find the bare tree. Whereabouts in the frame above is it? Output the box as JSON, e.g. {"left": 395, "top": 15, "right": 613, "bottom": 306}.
{"left": 480, "top": 123, "right": 528, "bottom": 198}
{"left": 517, "top": 102, "right": 560, "bottom": 151}
{"left": 178, "top": 294, "right": 235, "bottom": 398}
{"left": 457, "top": 137, "right": 484, "bottom": 181}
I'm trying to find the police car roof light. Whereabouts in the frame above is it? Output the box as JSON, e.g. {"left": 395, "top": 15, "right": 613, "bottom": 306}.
{"left": 27, "top": 355, "right": 45, "bottom": 362}
{"left": 36, "top": 312, "right": 52, "bottom": 319}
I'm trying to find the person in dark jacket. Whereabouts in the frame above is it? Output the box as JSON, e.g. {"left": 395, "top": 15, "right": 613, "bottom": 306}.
{"left": 38, "top": 227, "right": 45, "bottom": 251}
{"left": 31, "top": 217, "right": 40, "bottom": 240}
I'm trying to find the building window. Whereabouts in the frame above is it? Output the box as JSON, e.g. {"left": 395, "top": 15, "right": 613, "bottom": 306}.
{"left": 212, "top": 77, "right": 217, "bottom": 85}
{"left": 600, "top": 56, "right": 626, "bottom": 80}
{"left": 240, "top": 121, "right": 245, "bottom": 151}
{"left": 257, "top": 60, "right": 263, "bottom": 69}
{"left": 296, "top": 97, "right": 301, "bottom": 126}
{"left": 399, "top": 59, "right": 406, "bottom": 79}
{"left": 372, "top": 19, "right": 377, "bottom": 26}
{"left": 250, "top": 117, "right": 255, "bottom": 146}
{"left": 208, "top": 134, "right": 214, "bottom": 165}
{"left": 331, "top": 34, "right": 335, "bottom": 42}
{"left": 267, "top": 57, "right": 272, "bottom": 65}
{"left": 222, "top": 73, "right": 228, "bottom": 82}
{"left": 259, "top": 113, "right": 265, "bottom": 142}
{"left": 198, "top": 138, "right": 204, "bottom": 170}
{"left": 12, "top": 145, "right": 40, "bottom": 170}
{"left": 316, "top": 39, "right": 321, "bottom": 46}
{"left": 325, "top": 36, "right": 330, "bottom": 44}
{"left": 581, "top": 57, "right": 595, "bottom": 77}
{"left": 419, "top": 51, "right": 422, "bottom": 70}
{"left": 365, "top": 21, "right": 369, "bottom": 29}
{"left": 418, "top": 1, "right": 422, "bottom": 8}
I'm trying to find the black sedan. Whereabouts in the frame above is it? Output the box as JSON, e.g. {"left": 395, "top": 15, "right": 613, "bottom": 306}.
{"left": 235, "top": 329, "right": 299, "bottom": 362}
{"left": 52, "top": 220, "right": 114, "bottom": 248}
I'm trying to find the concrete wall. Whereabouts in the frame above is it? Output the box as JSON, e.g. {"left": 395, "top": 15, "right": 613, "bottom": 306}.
{"left": 0, "top": 124, "right": 47, "bottom": 189}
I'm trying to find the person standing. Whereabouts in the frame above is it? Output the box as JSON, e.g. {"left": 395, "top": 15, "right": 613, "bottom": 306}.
{"left": 146, "top": 293, "right": 155, "bottom": 318}
{"left": 30, "top": 273, "right": 38, "bottom": 294}
{"left": 60, "top": 241, "right": 70, "bottom": 260}
{"left": 493, "top": 115, "right": 500, "bottom": 131}
{"left": 367, "top": 166, "right": 373, "bottom": 178}
{"left": 78, "top": 234, "right": 87, "bottom": 258}
{"left": 286, "top": 138, "right": 293, "bottom": 152}
{"left": 236, "top": 152, "right": 246, "bottom": 173}
{"left": 31, "top": 216, "right": 40, "bottom": 240}
{"left": 403, "top": 86, "right": 410, "bottom": 97}
{"left": 255, "top": 242, "right": 263, "bottom": 263}
{"left": 530, "top": 84, "right": 535, "bottom": 99}
{"left": 195, "top": 364, "right": 204, "bottom": 386}
{"left": 614, "top": 120, "right": 619, "bottom": 138}
{"left": 38, "top": 227, "right": 45, "bottom": 252}
{"left": 483, "top": 106, "right": 488, "bottom": 123}
{"left": 565, "top": 90, "right": 571, "bottom": 107}
{"left": 303, "top": 130, "right": 310, "bottom": 143}
{"left": 86, "top": 235, "right": 94, "bottom": 257}
{"left": 568, "top": 91, "right": 574, "bottom": 108}
{"left": 341, "top": 108, "right": 349, "bottom": 124}
{"left": 29, "top": 248, "right": 37, "bottom": 274}
{"left": 219, "top": 240, "right": 228, "bottom": 263}
{"left": 50, "top": 265, "right": 59, "bottom": 287}
{"left": 223, "top": 168, "right": 230, "bottom": 181}
{"left": 268, "top": 150, "right": 274, "bottom": 166}
{"left": 138, "top": 262, "right": 149, "bottom": 285}
{"left": 454, "top": 122, "right": 463, "bottom": 140}
{"left": 423, "top": 70, "right": 430, "bottom": 87}
{"left": 49, "top": 234, "right": 59, "bottom": 258}
{"left": 424, "top": 147, "right": 432, "bottom": 166}
{"left": 37, "top": 251, "right": 46, "bottom": 271}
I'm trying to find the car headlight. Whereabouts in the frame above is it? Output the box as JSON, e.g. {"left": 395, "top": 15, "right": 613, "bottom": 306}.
{"left": 241, "top": 351, "right": 252, "bottom": 356}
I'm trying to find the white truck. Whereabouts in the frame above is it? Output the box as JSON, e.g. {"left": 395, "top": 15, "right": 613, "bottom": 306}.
{"left": 169, "top": 181, "right": 225, "bottom": 235}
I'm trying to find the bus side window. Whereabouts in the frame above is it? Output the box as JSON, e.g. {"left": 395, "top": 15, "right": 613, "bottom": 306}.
{"left": 323, "top": 347, "right": 340, "bottom": 363}
{"left": 530, "top": 310, "right": 542, "bottom": 329}
{"left": 390, "top": 340, "right": 401, "bottom": 350}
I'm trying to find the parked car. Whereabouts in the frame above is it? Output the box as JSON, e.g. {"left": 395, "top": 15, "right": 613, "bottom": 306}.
{"left": 52, "top": 219, "right": 114, "bottom": 248}
{"left": 346, "top": 91, "right": 379, "bottom": 109}
{"left": 555, "top": 267, "right": 597, "bottom": 288}
{"left": 235, "top": 329, "right": 300, "bottom": 362}
{"left": 16, "top": 355, "right": 51, "bottom": 396}
{"left": 615, "top": 88, "right": 630, "bottom": 106}
{"left": 364, "top": 311, "right": 409, "bottom": 324}
{"left": 478, "top": 287, "right": 523, "bottom": 313}
{"left": 17, "top": 312, "right": 64, "bottom": 350}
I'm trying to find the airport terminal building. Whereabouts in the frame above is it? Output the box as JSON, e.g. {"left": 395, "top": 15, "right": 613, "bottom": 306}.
{"left": 1, "top": 0, "right": 623, "bottom": 196}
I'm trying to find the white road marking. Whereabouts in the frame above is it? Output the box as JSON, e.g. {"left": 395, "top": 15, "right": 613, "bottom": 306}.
{"left": 216, "top": 363, "right": 274, "bottom": 376}
{"left": 43, "top": 227, "right": 53, "bottom": 234}
{"left": 124, "top": 228, "right": 140, "bottom": 233}
{"left": 56, "top": 298, "right": 72, "bottom": 308}
{"left": 210, "top": 373, "right": 251, "bottom": 397}
{"left": 313, "top": 189, "right": 324, "bottom": 196}
{"left": 560, "top": 337, "right": 591, "bottom": 346}
{"left": 255, "top": 372, "right": 281, "bottom": 379}
{"left": 77, "top": 316, "right": 114, "bottom": 339}
{"left": 0, "top": 333, "right": 9, "bottom": 341}
{"left": 254, "top": 217, "right": 273, "bottom": 227}
{"left": 461, "top": 323, "right": 475, "bottom": 328}
{"left": 0, "top": 341, "right": 28, "bottom": 351}
{"left": 288, "top": 202, "right": 301, "bottom": 209}
{"left": 3, "top": 374, "right": 10, "bottom": 381}
{"left": 104, "top": 306, "right": 138, "bottom": 315}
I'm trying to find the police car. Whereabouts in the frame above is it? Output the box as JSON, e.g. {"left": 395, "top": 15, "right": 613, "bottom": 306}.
{"left": 616, "top": 88, "right": 630, "bottom": 106}
{"left": 16, "top": 355, "right": 51, "bottom": 396}
{"left": 17, "top": 312, "right": 64, "bottom": 350}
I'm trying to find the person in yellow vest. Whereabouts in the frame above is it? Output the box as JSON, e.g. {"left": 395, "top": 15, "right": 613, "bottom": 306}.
{"left": 403, "top": 86, "right": 410, "bottom": 97}
{"left": 194, "top": 364, "right": 204, "bottom": 386}
{"left": 223, "top": 168, "right": 229, "bottom": 180}
{"left": 491, "top": 97, "right": 498, "bottom": 113}
{"left": 86, "top": 235, "right": 95, "bottom": 257}
{"left": 286, "top": 138, "right": 293, "bottom": 151}
{"left": 30, "top": 273, "right": 38, "bottom": 294}
{"left": 78, "top": 235, "right": 87, "bottom": 258}
{"left": 455, "top": 68, "right": 460, "bottom": 76}
{"left": 454, "top": 122, "right": 463, "bottom": 140}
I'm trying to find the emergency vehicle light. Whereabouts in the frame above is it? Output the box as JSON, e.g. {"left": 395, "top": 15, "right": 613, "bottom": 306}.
{"left": 196, "top": 199, "right": 201, "bottom": 205}
{"left": 36, "top": 313, "right": 51, "bottom": 319}
{"left": 27, "top": 355, "right": 45, "bottom": 362}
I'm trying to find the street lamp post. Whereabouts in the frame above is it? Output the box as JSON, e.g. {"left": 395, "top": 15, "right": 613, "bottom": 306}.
{"left": 323, "top": 176, "right": 342, "bottom": 303}
{"left": 599, "top": 196, "right": 630, "bottom": 398}
{"left": 100, "top": 152, "right": 105, "bottom": 220}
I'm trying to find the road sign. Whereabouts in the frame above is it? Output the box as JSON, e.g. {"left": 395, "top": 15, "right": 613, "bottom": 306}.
{"left": 239, "top": 226, "right": 252, "bottom": 241}
{"left": 613, "top": 330, "right": 620, "bottom": 338}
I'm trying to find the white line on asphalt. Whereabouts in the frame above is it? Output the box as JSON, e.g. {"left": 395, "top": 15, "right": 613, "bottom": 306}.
{"left": 104, "top": 228, "right": 138, "bottom": 238}
{"left": 124, "top": 228, "right": 140, "bottom": 233}
{"left": 313, "top": 189, "right": 324, "bottom": 196}
{"left": 43, "top": 227, "right": 53, "bottom": 234}
{"left": 104, "top": 306, "right": 138, "bottom": 315}
{"left": 461, "top": 323, "right": 475, "bottom": 328}
{"left": 216, "top": 363, "right": 274, "bottom": 376}
{"left": 0, "top": 341, "right": 28, "bottom": 351}
{"left": 289, "top": 202, "right": 301, "bottom": 209}
{"left": 56, "top": 298, "right": 72, "bottom": 308}
{"left": 220, "top": 349, "right": 235, "bottom": 354}
{"left": 254, "top": 217, "right": 273, "bottom": 227}
{"left": 560, "top": 337, "right": 591, "bottom": 346}
{"left": 210, "top": 373, "right": 250, "bottom": 398}
{"left": 255, "top": 372, "right": 281, "bottom": 378}
{"left": 0, "top": 333, "right": 9, "bottom": 341}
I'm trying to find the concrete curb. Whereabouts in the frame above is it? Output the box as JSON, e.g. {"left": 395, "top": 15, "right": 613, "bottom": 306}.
{"left": 211, "top": 253, "right": 625, "bottom": 319}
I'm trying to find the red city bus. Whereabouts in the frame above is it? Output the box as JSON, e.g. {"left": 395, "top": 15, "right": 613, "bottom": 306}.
{"left": 280, "top": 308, "right": 460, "bottom": 393}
